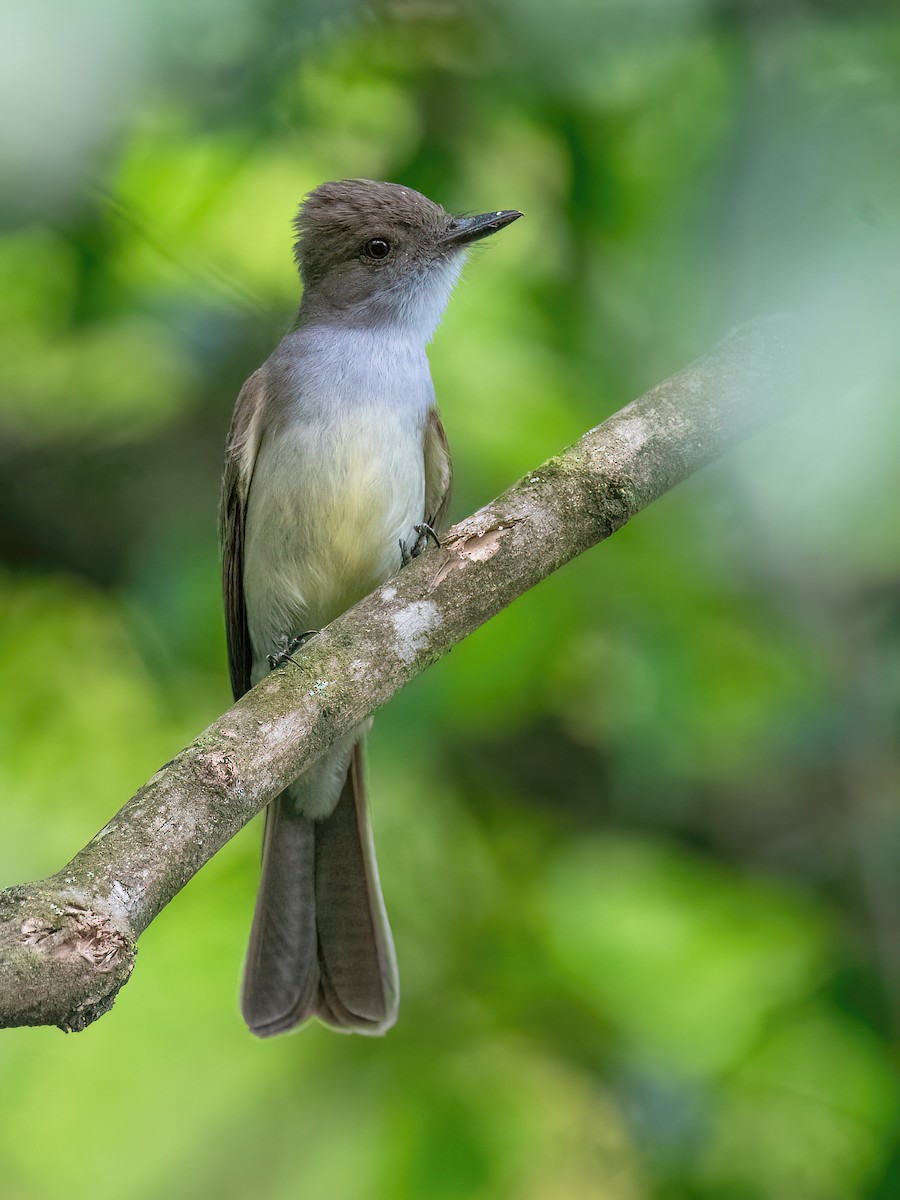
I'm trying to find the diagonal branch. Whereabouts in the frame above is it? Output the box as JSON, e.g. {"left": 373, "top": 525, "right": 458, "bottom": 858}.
{"left": 0, "top": 315, "right": 804, "bottom": 1031}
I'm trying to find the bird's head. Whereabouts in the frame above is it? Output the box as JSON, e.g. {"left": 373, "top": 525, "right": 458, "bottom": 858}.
{"left": 294, "top": 179, "right": 521, "bottom": 339}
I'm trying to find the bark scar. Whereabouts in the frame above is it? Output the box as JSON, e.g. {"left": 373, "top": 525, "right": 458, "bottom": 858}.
{"left": 20, "top": 905, "right": 131, "bottom": 971}
{"left": 428, "top": 517, "right": 524, "bottom": 591}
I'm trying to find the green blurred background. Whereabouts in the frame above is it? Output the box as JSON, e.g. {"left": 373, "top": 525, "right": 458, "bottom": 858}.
{"left": 1, "top": 1, "right": 899, "bottom": 1196}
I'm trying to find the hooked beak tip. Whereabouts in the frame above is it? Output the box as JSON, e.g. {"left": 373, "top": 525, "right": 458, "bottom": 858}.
{"left": 442, "top": 208, "right": 523, "bottom": 247}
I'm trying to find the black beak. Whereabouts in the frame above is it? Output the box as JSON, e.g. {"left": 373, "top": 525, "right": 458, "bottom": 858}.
{"left": 441, "top": 209, "right": 523, "bottom": 247}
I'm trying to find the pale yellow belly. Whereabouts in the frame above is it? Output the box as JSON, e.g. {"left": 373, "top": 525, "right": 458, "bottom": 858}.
{"left": 243, "top": 411, "right": 425, "bottom": 679}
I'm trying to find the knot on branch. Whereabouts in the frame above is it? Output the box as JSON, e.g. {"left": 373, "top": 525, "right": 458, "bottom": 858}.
{"left": 21, "top": 903, "right": 130, "bottom": 971}
{"left": 195, "top": 745, "right": 244, "bottom": 797}
{"left": 0, "top": 887, "right": 136, "bottom": 1033}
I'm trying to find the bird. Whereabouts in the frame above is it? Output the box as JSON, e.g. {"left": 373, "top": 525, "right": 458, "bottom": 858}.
{"left": 220, "top": 179, "right": 522, "bottom": 1037}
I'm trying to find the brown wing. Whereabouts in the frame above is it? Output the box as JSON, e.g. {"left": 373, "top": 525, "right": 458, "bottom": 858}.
{"left": 219, "top": 368, "right": 267, "bottom": 700}
{"left": 423, "top": 405, "right": 452, "bottom": 534}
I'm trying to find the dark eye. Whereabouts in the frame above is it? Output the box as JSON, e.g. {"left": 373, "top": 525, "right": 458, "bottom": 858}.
{"left": 365, "top": 238, "right": 391, "bottom": 260}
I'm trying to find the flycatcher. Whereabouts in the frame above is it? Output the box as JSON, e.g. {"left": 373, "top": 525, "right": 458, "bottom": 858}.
{"left": 220, "top": 179, "right": 521, "bottom": 1037}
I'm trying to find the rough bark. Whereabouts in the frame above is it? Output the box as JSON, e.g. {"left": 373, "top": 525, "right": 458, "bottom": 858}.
{"left": 0, "top": 315, "right": 804, "bottom": 1031}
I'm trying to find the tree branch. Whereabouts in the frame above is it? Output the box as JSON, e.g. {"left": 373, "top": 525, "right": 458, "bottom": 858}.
{"left": 0, "top": 315, "right": 802, "bottom": 1031}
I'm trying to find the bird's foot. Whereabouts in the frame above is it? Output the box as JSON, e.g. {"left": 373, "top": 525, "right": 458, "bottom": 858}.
{"left": 413, "top": 523, "right": 441, "bottom": 555}
{"left": 400, "top": 524, "right": 441, "bottom": 567}
{"left": 267, "top": 630, "right": 319, "bottom": 671}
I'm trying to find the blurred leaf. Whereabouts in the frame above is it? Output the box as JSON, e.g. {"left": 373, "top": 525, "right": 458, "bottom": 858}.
{"left": 538, "top": 837, "right": 830, "bottom": 1074}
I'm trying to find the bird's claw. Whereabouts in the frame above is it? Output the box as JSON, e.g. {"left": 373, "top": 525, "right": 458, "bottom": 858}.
{"left": 400, "top": 524, "right": 441, "bottom": 567}
{"left": 413, "top": 523, "right": 441, "bottom": 555}
{"left": 267, "top": 630, "right": 319, "bottom": 671}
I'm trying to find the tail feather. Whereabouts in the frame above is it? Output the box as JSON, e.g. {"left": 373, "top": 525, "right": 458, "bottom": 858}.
{"left": 240, "top": 799, "right": 320, "bottom": 1036}
{"left": 241, "top": 741, "right": 398, "bottom": 1038}
{"left": 314, "top": 745, "right": 398, "bottom": 1031}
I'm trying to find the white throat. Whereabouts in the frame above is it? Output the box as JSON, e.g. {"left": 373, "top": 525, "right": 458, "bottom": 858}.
{"left": 396, "top": 253, "right": 465, "bottom": 343}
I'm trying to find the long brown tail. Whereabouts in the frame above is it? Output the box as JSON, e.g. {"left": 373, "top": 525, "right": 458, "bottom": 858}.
{"left": 240, "top": 742, "right": 398, "bottom": 1037}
